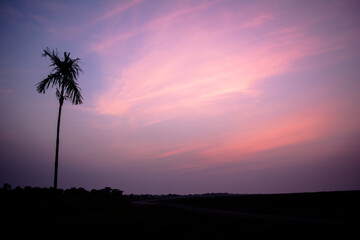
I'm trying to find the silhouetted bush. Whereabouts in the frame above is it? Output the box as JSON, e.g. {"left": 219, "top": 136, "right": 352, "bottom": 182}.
{"left": 89, "top": 187, "right": 124, "bottom": 197}
{"left": 3, "top": 183, "right": 11, "bottom": 191}
{"left": 64, "top": 187, "right": 89, "bottom": 196}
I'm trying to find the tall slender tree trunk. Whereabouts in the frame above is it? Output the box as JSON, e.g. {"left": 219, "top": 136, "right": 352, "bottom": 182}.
{"left": 54, "top": 96, "right": 64, "bottom": 190}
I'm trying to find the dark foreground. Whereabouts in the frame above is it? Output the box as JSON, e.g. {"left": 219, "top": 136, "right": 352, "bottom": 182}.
{"left": 1, "top": 188, "right": 359, "bottom": 239}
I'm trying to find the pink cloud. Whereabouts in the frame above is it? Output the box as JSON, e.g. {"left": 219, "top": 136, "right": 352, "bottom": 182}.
{"left": 87, "top": 0, "right": 360, "bottom": 173}
{"left": 163, "top": 107, "right": 344, "bottom": 173}
{"left": 202, "top": 108, "right": 334, "bottom": 158}
{"left": 90, "top": 0, "right": 223, "bottom": 53}
{"left": 93, "top": 20, "right": 331, "bottom": 127}
{"left": 241, "top": 13, "right": 273, "bottom": 28}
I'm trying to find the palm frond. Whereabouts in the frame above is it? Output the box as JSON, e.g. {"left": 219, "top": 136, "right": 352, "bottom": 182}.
{"left": 42, "top": 48, "right": 61, "bottom": 71}
{"left": 36, "top": 73, "right": 61, "bottom": 93}
{"left": 64, "top": 79, "right": 83, "bottom": 105}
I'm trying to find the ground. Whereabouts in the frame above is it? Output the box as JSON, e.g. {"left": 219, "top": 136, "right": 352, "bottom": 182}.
{"left": 1, "top": 190, "right": 359, "bottom": 239}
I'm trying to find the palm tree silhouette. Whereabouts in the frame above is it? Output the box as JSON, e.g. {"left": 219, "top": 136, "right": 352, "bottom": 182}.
{"left": 36, "top": 48, "right": 83, "bottom": 190}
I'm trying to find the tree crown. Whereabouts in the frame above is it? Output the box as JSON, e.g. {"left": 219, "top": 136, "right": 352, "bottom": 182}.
{"left": 37, "top": 48, "right": 83, "bottom": 105}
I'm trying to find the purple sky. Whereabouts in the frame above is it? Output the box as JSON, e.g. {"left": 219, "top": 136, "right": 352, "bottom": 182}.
{"left": 1, "top": 0, "right": 360, "bottom": 194}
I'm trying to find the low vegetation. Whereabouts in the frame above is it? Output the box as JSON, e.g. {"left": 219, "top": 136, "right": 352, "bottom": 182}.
{"left": 1, "top": 184, "right": 359, "bottom": 238}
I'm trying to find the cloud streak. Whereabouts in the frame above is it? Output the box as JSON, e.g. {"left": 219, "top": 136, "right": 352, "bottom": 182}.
{"left": 84, "top": 0, "right": 360, "bottom": 173}
{"left": 93, "top": 6, "right": 344, "bottom": 127}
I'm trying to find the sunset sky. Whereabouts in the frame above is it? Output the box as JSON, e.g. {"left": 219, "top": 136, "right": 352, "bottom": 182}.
{"left": 1, "top": 0, "right": 360, "bottom": 194}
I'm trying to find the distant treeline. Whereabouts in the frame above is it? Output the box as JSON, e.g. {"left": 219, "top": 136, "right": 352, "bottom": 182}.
{"left": 0, "top": 183, "right": 123, "bottom": 197}
{"left": 127, "top": 192, "right": 235, "bottom": 201}
{"left": 1, "top": 183, "right": 238, "bottom": 200}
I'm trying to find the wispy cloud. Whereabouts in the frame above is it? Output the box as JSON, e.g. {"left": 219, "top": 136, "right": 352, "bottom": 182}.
{"left": 93, "top": 11, "right": 337, "bottom": 127}
{"left": 84, "top": 0, "right": 360, "bottom": 172}
{"left": 0, "top": 85, "right": 13, "bottom": 99}
{"left": 92, "top": 0, "right": 144, "bottom": 24}
{"left": 0, "top": 3, "right": 22, "bottom": 19}
{"left": 90, "top": 0, "right": 223, "bottom": 53}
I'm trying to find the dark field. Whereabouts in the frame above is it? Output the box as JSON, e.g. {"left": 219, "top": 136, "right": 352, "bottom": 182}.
{"left": 1, "top": 188, "right": 359, "bottom": 239}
